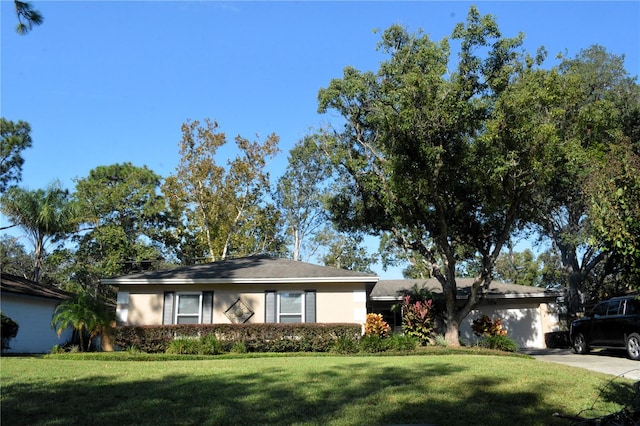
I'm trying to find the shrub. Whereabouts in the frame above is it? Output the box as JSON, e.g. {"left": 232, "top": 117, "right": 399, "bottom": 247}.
{"left": 113, "top": 323, "right": 362, "bottom": 353}
{"left": 434, "top": 334, "right": 447, "bottom": 347}
{"left": 479, "top": 334, "right": 519, "bottom": 352}
{"left": 230, "top": 341, "right": 247, "bottom": 354}
{"left": 364, "top": 313, "right": 391, "bottom": 338}
{"left": 401, "top": 295, "right": 435, "bottom": 345}
{"left": 359, "top": 334, "right": 388, "bottom": 353}
{"left": 332, "top": 336, "right": 360, "bottom": 354}
{"left": 1, "top": 312, "right": 19, "bottom": 352}
{"left": 166, "top": 338, "right": 202, "bottom": 355}
{"left": 386, "top": 334, "right": 418, "bottom": 352}
{"left": 472, "top": 315, "right": 507, "bottom": 337}
{"left": 200, "top": 334, "right": 223, "bottom": 355}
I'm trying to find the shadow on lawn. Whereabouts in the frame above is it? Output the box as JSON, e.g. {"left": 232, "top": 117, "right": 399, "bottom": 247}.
{"left": 1, "top": 360, "right": 635, "bottom": 426}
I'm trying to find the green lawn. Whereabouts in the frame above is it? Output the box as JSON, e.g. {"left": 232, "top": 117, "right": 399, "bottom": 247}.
{"left": 0, "top": 353, "right": 635, "bottom": 425}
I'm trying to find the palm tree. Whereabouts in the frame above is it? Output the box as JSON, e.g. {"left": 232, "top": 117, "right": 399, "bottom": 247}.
{"left": 51, "top": 292, "right": 114, "bottom": 351}
{"left": 0, "top": 182, "right": 76, "bottom": 281}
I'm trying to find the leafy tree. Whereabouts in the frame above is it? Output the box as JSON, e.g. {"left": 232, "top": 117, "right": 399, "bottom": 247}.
{"left": 0, "top": 182, "right": 75, "bottom": 282}
{"left": 71, "top": 163, "right": 170, "bottom": 296}
{"left": 315, "top": 228, "right": 377, "bottom": 273}
{"left": 0, "top": 235, "right": 33, "bottom": 277}
{"left": 163, "top": 119, "right": 281, "bottom": 262}
{"left": 532, "top": 45, "right": 640, "bottom": 312}
{"left": 275, "top": 133, "right": 334, "bottom": 261}
{"left": 586, "top": 141, "right": 640, "bottom": 283}
{"left": 317, "top": 7, "right": 560, "bottom": 345}
{"left": 14, "top": 1, "right": 43, "bottom": 35}
{"left": 51, "top": 292, "right": 114, "bottom": 351}
{"left": 537, "top": 249, "right": 565, "bottom": 289}
{"left": 494, "top": 248, "right": 540, "bottom": 286}
{"left": 1, "top": 118, "right": 33, "bottom": 194}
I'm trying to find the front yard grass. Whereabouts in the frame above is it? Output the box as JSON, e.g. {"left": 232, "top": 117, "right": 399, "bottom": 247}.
{"left": 1, "top": 351, "right": 635, "bottom": 425}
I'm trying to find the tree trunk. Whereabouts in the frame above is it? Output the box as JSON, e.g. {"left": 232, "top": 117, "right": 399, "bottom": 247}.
{"left": 444, "top": 316, "right": 460, "bottom": 346}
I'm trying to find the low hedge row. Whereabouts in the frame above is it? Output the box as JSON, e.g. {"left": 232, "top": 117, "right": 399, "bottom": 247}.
{"left": 112, "top": 323, "right": 363, "bottom": 353}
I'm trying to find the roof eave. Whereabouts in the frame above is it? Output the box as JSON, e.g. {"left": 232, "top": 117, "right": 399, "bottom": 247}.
{"left": 102, "top": 276, "right": 379, "bottom": 286}
{"left": 370, "top": 291, "right": 561, "bottom": 302}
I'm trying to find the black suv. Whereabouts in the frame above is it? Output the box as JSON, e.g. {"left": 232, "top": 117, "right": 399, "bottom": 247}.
{"left": 570, "top": 296, "right": 640, "bottom": 360}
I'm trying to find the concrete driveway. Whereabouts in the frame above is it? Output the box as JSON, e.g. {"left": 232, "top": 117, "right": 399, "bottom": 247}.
{"left": 524, "top": 348, "right": 640, "bottom": 381}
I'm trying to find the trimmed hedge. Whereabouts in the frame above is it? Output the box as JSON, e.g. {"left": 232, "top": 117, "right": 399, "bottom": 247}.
{"left": 112, "top": 323, "right": 362, "bottom": 354}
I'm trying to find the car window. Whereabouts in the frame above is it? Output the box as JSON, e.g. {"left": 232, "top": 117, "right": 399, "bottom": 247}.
{"left": 592, "top": 302, "right": 608, "bottom": 317}
{"left": 607, "top": 300, "right": 622, "bottom": 316}
{"left": 625, "top": 299, "right": 640, "bottom": 315}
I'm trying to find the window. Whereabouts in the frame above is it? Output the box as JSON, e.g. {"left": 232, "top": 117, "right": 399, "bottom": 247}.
{"left": 117, "top": 292, "right": 129, "bottom": 304}
{"left": 592, "top": 302, "right": 608, "bottom": 317}
{"left": 607, "top": 300, "right": 622, "bottom": 316}
{"left": 116, "top": 292, "right": 129, "bottom": 323}
{"left": 265, "top": 290, "right": 315, "bottom": 323}
{"left": 176, "top": 293, "right": 202, "bottom": 324}
{"left": 278, "top": 292, "right": 303, "bottom": 323}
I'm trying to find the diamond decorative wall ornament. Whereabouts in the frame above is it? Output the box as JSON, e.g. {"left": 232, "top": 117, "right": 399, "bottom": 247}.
{"left": 224, "top": 298, "right": 254, "bottom": 323}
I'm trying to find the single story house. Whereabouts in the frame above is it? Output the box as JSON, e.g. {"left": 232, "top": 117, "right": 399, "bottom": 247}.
{"left": 102, "top": 256, "right": 564, "bottom": 349}
{"left": 1, "top": 273, "right": 73, "bottom": 353}
{"left": 370, "top": 278, "right": 564, "bottom": 349}
{"left": 101, "top": 255, "right": 378, "bottom": 327}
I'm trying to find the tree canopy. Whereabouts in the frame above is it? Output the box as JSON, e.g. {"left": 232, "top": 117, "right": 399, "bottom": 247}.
{"left": 318, "top": 7, "right": 564, "bottom": 345}
{"left": 0, "top": 182, "right": 75, "bottom": 282}
{"left": 1, "top": 118, "right": 33, "bottom": 194}
{"left": 14, "top": 1, "right": 43, "bottom": 35}
{"left": 275, "top": 133, "right": 335, "bottom": 261}
{"left": 162, "top": 119, "right": 282, "bottom": 263}
{"left": 70, "top": 163, "right": 169, "bottom": 295}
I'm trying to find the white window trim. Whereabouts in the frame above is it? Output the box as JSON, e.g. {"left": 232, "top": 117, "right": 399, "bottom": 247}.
{"left": 277, "top": 291, "right": 305, "bottom": 323}
{"left": 175, "top": 292, "right": 202, "bottom": 324}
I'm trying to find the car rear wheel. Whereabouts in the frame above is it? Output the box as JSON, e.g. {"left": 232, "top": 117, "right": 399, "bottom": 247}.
{"left": 573, "top": 333, "right": 589, "bottom": 354}
{"left": 626, "top": 333, "right": 640, "bottom": 360}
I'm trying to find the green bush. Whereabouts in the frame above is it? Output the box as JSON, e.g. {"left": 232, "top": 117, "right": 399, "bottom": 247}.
{"left": 230, "top": 341, "right": 247, "bottom": 353}
{"left": 479, "top": 335, "right": 519, "bottom": 352}
{"left": 331, "top": 336, "right": 360, "bottom": 354}
{"left": 359, "top": 335, "right": 388, "bottom": 353}
{"left": 113, "top": 323, "right": 362, "bottom": 354}
{"left": 1, "top": 312, "right": 19, "bottom": 352}
{"left": 434, "top": 334, "right": 447, "bottom": 347}
{"left": 166, "top": 338, "right": 202, "bottom": 355}
{"left": 386, "top": 334, "right": 418, "bottom": 352}
{"left": 200, "top": 334, "right": 223, "bottom": 355}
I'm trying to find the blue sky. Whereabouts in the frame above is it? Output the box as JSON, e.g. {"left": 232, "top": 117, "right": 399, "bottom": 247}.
{"left": 2, "top": 1, "right": 639, "bottom": 277}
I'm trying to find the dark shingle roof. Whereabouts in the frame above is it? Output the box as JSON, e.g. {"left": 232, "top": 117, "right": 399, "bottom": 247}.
{"left": 1, "top": 273, "right": 72, "bottom": 300}
{"left": 102, "top": 255, "right": 378, "bottom": 285}
{"left": 371, "top": 278, "right": 561, "bottom": 300}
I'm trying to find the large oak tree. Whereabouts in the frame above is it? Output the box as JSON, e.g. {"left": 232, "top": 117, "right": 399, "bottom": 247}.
{"left": 317, "top": 7, "right": 560, "bottom": 345}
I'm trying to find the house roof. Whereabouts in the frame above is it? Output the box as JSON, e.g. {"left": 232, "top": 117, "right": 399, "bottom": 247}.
{"left": 101, "top": 255, "right": 379, "bottom": 285}
{"left": 0, "top": 273, "right": 72, "bottom": 300}
{"left": 371, "top": 278, "right": 562, "bottom": 301}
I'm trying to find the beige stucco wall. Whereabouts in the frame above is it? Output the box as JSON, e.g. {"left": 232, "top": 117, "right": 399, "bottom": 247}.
{"left": 117, "top": 283, "right": 369, "bottom": 326}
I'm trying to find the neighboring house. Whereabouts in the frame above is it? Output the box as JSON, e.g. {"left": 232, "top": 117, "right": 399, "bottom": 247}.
{"left": 1, "top": 273, "right": 73, "bottom": 353}
{"left": 370, "top": 278, "right": 564, "bottom": 349}
{"left": 101, "top": 255, "right": 378, "bottom": 327}
{"left": 101, "top": 256, "right": 564, "bottom": 349}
